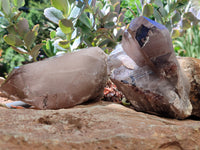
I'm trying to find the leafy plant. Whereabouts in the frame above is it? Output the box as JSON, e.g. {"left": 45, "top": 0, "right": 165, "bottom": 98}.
{"left": 130, "top": 0, "right": 200, "bottom": 39}
{"left": 44, "top": 0, "right": 126, "bottom": 53}
{"left": 42, "top": 38, "right": 58, "bottom": 57}
{"left": 1, "top": 0, "right": 200, "bottom": 68}
{"left": 0, "top": 16, "right": 9, "bottom": 51}
{"left": 120, "top": 0, "right": 141, "bottom": 22}
{"left": 20, "top": 0, "right": 52, "bottom": 44}
{"left": 173, "top": 26, "right": 200, "bottom": 58}
{"left": 0, "top": 0, "right": 44, "bottom": 61}
{"left": 0, "top": 47, "right": 27, "bottom": 76}
{"left": 21, "top": 0, "right": 51, "bottom": 27}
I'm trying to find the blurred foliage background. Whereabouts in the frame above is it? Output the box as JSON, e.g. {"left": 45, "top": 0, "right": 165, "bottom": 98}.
{"left": 0, "top": 0, "right": 200, "bottom": 77}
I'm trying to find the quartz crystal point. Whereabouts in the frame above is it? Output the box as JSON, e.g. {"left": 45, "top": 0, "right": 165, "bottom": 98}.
{"left": 109, "top": 16, "right": 192, "bottom": 119}
{"left": 0, "top": 47, "right": 108, "bottom": 109}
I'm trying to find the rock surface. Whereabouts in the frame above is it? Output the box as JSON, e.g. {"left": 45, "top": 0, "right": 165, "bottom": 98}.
{"left": 178, "top": 57, "right": 200, "bottom": 117}
{"left": 0, "top": 47, "right": 108, "bottom": 109}
{"left": 110, "top": 16, "right": 192, "bottom": 119}
{"left": 0, "top": 101, "right": 200, "bottom": 150}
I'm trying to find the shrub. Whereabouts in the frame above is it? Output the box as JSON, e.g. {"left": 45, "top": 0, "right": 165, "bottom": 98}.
{"left": 0, "top": 0, "right": 45, "bottom": 62}
{"left": 0, "top": 0, "right": 52, "bottom": 76}
{"left": 128, "top": 0, "right": 200, "bottom": 38}
{"left": 43, "top": 0, "right": 127, "bottom": 54}
{"left": 0, "top": 0, "right": 200, "bottom": 77}
{"left": 0, "top": 47, "right": 27, "bottom": 76}
{"left": 173, "top": 26, "right": 200, "bottom": 58}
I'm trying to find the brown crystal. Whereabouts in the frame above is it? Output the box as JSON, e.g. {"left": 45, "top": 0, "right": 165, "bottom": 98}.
{"left": 0, "top": 47, "right": 108, "bottom": 109}
{"left": 109, "top": 16, "right": 192, "bottom": 119}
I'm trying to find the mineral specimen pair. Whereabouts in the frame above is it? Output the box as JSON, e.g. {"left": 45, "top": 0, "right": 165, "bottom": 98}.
{"left": 0, "top": 16, "right": 193, "bottom": 119}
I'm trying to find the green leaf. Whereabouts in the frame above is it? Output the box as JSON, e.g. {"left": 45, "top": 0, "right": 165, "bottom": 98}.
{"left": 44, "top": 7, "right": 64, "bottom": 24}
{"left": 4, "top": 35, "right": 15, "bottom": 46}
{"left": 165, "top": 21, "right": 172, "bottom": 32}
{"left": 95, "top": 1, "right": 103, "bottom": 10}
{"left": 104, "top": 22, "right": 115, "bottom": 29}
{"left": 118, "top": 12, "right": 125, "bottom": 22}
{"left": 13, "top": 0, "right": 25, "bottom": 8}
{"left": 42, "top": 40, "right": 56, "bottom": 57}
{"left": 154, "top": 0, "right": 163, "bottom": 7}
{"left": 117, "top": 22, "right": 126, "bottom": 27}
{"left": 113, "top": 1, "right": 120, "bottom": 8}
{"left": 115, "top": 28, "right": 123, "bottom": 39}
{"left": 79, "top": 13, "right": 92, "bottom": 29}
{"left": 31, "top": 43, "right": 44, "bottom": 60}
{"left": 13, "top": 11, "right": 22, "bottom": 21}
{"left": 142, "top": 3, "right": 154, "bottom": 17}
{"left": 31, "top": 43, "right": 44, "bottom": 54}
{"left": 4, "top": 34, "right": 23, "bottom": 47}
{"left": 136, "top": 1, "right": 142, "bottom": 15}
{"left": 181, "top": 19, "right": 191, "bottom": 30}
{"left": 6, "top": 25, "right": 18, "bottom": 35}
{"left": 24, "top": 31, "right": 36, "bottom": 49}
{"left": 32, "top": 24, "right": 39, "bottom": 33}
{"left": 103, "top": 12, "right": 118, "bottom": 23}
{"left": 2, "top": 0, "right": 10, "bottom": 15}
{"left": 158, "top": 7, "right": 168, "bottom": 18}
{"left": 59, "top": 19, "right": 73, "bottom": 34}
{"left": 56, "top": 27, "right": 66, "bottom": 39}
{"left": 121, "top": 98, "right": 130, "bottom": 106}
{"left": 97, "top": 9, "right": 104, "bottom": 18}
{"left": 71, "top": 36, "right": 81, "bottom": 50}
{"left": 71, "top": 28, "right": 77, "bottom": 39}
{"left": 175, "top": 0, "right": 189, "bottom": 9}
{"left": 11, "top": 46, "right": 28, "bottom": 54}
{"left": 43, "top": 40, "right": 50, "bottom": 50}
{"left": 113, "top": 1, "right": 120, "bottom": 13}
{"left": 51, "top": 0, "right": 70, "bottom": 17}
{"left": 83, "top": 35, "right": 92, "bottom": 47}
{"left": 154, "top": 8, "right": 163, "bottom": 24}
{"left": 50, "top": 30, "right": 56, "bottom": 39}
{"left": 172, "top": 11, "right": 181, "bottom": 24}
{"left": 98, "top": 39, "right": 110, "bottom": 47}
{"left": 32, "top": 24, "right": 39, "bottom": 37}
{"left": 69, "top": 6, "right": 81, "bottom": 19}
{"left": 167, "top": 3, "right": 175, "bottom": 13}
{"left": 171, "top": 29, "right": 180, "bottom": 39}
{"left": 16, "top": 18, "right": 30, "bottom": 37}
{"left": 58, "top": 40, "right": 70, "bottom": 49}
{"left": 79, "top": 24, "right": 91, "bottom": 34}
{"left": 184, "top": 12, "right": 199, "bottom": 25}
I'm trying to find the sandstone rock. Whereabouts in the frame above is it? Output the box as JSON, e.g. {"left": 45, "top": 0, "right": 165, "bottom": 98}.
{"left": 0, "top": 101, "right": 200, "bottom": 150}
{"left": 0, "top": 47, "right": 108, "bottom": 109}
{"left": 109, "top": 16, "right": 192, "bottom": 119}
{"left": 178, "top": 57, "right": 200, "bottom": 117}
